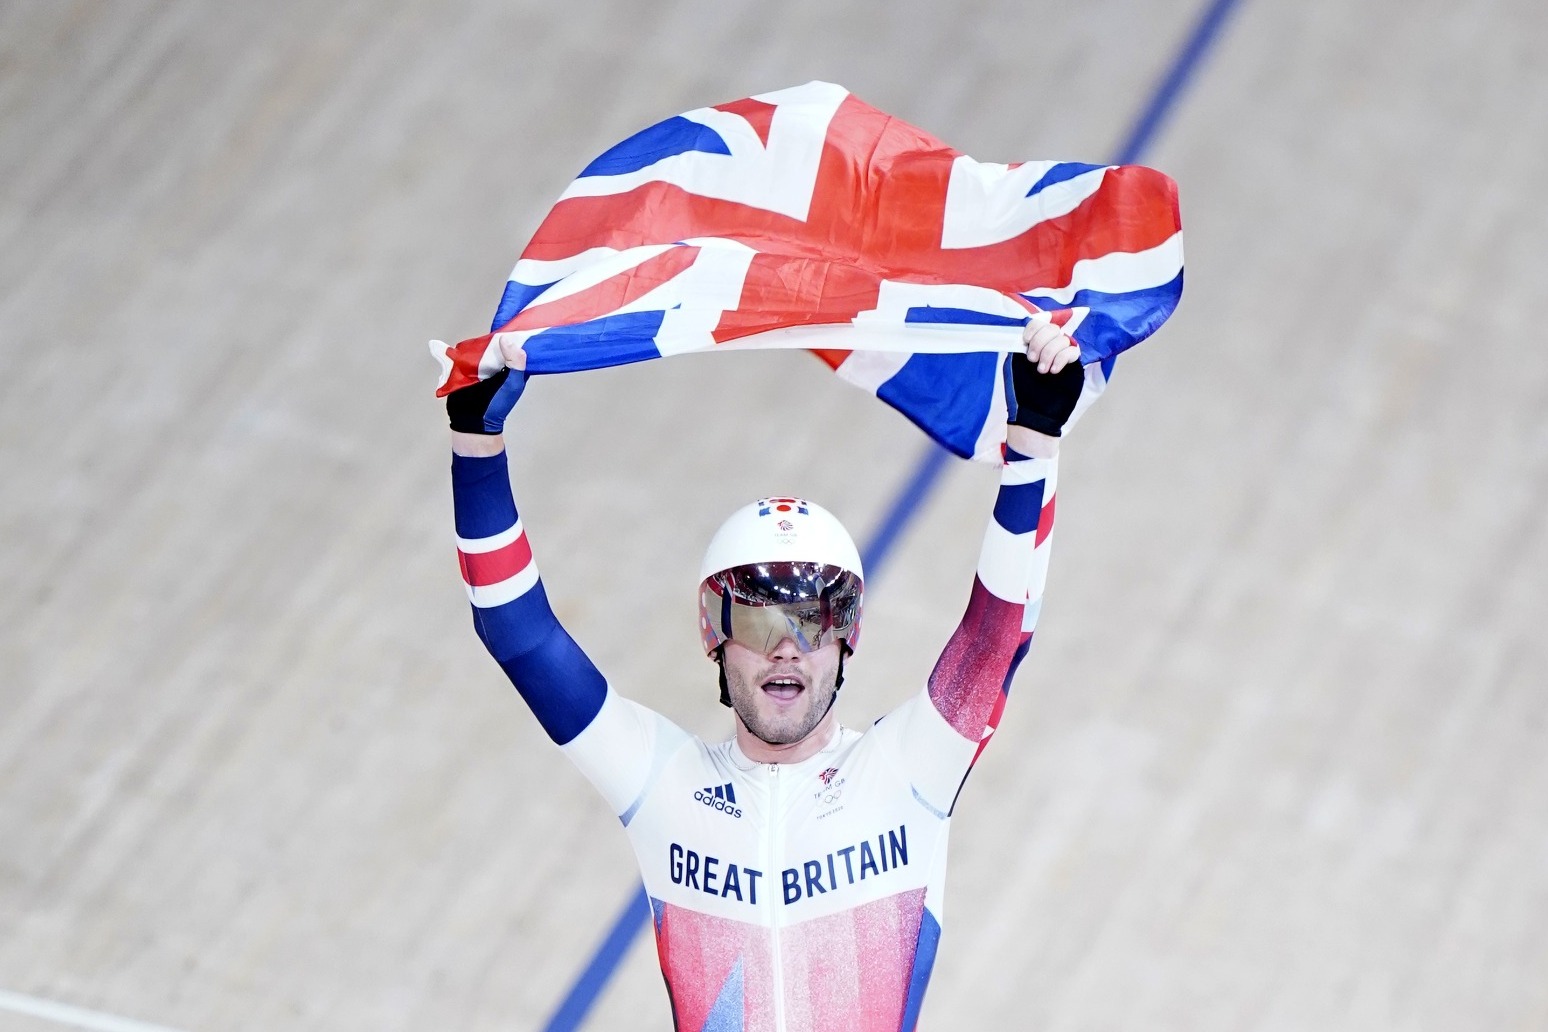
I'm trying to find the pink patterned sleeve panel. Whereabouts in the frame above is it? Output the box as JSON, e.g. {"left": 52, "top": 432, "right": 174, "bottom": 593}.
{"left": 884, "top": 448, "right": 1057, "bottom": 817}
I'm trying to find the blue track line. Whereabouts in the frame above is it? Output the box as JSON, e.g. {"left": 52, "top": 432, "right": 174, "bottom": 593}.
{"left": 857, "top": 444, "right": 954, "bottom": 574}
{"left": 540, "top": 0, "right": 1245, "bottom": 1024}
{"left": 1113, "top": 0, "right": 1246, "bottom": 166}
{"left": 541, "top": 886, "right": 652, "bottom": 1032}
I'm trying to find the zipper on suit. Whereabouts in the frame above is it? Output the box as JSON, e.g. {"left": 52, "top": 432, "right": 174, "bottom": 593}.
{"left": 768, "top": 762, "right": 786, "bottom": 1032}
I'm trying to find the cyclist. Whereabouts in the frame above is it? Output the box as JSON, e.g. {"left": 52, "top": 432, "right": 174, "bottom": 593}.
{"left": 446, "top": 320, "right": 1084, "bottom": 1031}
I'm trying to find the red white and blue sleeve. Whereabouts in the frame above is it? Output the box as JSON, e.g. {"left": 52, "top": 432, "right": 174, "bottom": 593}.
{"left": 452, "top": 451, "right": 683, "bottom": 820}
{"left": 878, "top": 446, "right": 1058, "bottom": 817}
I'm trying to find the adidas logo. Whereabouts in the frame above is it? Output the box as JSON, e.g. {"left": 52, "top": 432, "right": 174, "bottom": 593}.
{"left": 693, "top": 782, "right": 743, "bottom": 819}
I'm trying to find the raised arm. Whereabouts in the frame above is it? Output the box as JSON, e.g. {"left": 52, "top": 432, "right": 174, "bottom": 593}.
{"left": 893, "top": 320, "right": 1085, "bottom": 815}
{"left": 925, "top": 425, "right": 1059, "bottom": 763}
{"left": 444, "top": 346, "right": 689, "bottom": 822}
{"left": 446, "top": 353, "right": 606, "bottom": 746}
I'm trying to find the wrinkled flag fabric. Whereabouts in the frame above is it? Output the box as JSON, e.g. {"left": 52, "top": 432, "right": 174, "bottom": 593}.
{"left": 433, "top": 81, "right": 1182, "bottom": 461}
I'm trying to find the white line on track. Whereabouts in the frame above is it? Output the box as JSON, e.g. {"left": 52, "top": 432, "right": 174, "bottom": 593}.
{"left": 0, "top": 989, "right": 191, "bottom": 1032}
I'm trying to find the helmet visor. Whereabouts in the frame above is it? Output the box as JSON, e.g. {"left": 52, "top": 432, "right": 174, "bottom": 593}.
{"left": 701, "top": 562, "right": 863, "bottom": 654}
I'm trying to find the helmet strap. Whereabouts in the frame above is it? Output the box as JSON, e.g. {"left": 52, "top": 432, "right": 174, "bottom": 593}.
{"left": 716, "top": 645, "right": 732, "bottom": 708}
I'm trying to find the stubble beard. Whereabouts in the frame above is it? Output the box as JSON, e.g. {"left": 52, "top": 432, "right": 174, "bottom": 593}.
{"left": 727, "top": 667, "right": 838, "bottom": 746}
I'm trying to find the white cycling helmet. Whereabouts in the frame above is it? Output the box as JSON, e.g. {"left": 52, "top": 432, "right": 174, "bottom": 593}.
{"left": 698, "top": 497, "right": 864, "bottom": 657}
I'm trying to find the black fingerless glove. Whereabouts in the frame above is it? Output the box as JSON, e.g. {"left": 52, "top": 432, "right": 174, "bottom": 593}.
{"left": 1006, "top": 353, "right": 1085, "bottom": 437}
{"left": 446, "top": 368, "right": 513, "bottom": 434}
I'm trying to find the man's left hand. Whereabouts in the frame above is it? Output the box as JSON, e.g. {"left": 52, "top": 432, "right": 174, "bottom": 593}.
{"left": 1023, "top": 316, "right": 1080, "bottom": 374}
{"left": 1007, "top": 316, "right": 1084, "bottom": 438}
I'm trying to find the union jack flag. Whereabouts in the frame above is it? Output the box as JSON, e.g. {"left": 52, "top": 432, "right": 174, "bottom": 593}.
{"left": 433, "top": 81, "right": 1182, "bottom": 461}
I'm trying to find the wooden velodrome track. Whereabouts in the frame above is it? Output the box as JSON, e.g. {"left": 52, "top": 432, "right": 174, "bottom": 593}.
{"left": 4, "top": 0, "right": 1547, "bottom": 1029}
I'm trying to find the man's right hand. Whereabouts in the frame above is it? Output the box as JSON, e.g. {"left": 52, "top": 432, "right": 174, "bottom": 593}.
{"left": 446, "top": 339, "right": 528, "bottom": 436}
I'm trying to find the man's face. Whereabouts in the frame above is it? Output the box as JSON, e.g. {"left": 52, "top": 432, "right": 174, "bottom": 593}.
{"left": 722, "top": 638, "right": 842, "bottom": 746}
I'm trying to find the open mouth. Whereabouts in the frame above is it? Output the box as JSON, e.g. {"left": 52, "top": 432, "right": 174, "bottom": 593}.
{"left": 760, "top": 675, "right": 805, "bottom": 703}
